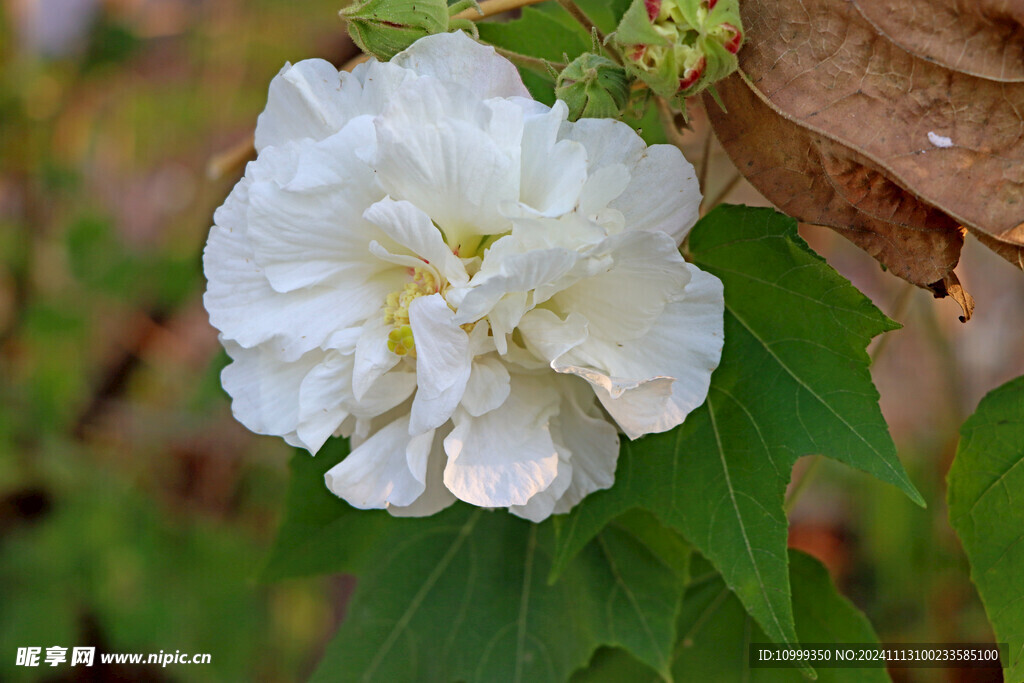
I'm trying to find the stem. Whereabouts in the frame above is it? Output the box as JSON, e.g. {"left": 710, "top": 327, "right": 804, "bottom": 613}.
{"left": 206, "top": 132, "right": 256, "bottom": 181}
{"left": 452, "top": 0, "right": 548, "bottom": 20}
{"left": 655, "top": 97, "right": 689, "bottom": 152}
{"left": 555, "top": 0, "right": 623, "bottom": 64}
{"left": 701, "top": 170, "right": 742, "bottom": 214}
{"left": 784, "top": 455, "right": 822, "bottom": 513}
{"left": 494, "top": 46, "right": 565, "bottom": 72}
{"left": 697, "top": 126, "right": 713, "bottom": 194}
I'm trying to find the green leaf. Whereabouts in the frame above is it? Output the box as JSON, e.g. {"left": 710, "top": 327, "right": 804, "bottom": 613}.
{"left": 261, "top": 441, "right": 391, "bottom": 581}
{"left": 477, "top": 6, "right": 591, "bottom": 64}
{"left": 311, "top": 504, "right": 687, "bottom": 682}
{"left": 573, "top": 0, "right": 633, "bottom": 33}
{"left": 573, "top": 551, "right": 888, "bottom": 682}
{"left": 948, "top": 374, "right": 1024, "bottom": 681}
{"left": 552, "top": 205, "right": 919, "bottom": 661}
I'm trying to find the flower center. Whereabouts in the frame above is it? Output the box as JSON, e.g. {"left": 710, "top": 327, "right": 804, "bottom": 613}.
{"left": 384, "top": 266, "right": 438, "bottom": 357}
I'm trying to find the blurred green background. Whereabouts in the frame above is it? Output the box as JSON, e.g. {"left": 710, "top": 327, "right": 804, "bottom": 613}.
{"left": 1, "top": 0, "right": 1023, "bottom": 681}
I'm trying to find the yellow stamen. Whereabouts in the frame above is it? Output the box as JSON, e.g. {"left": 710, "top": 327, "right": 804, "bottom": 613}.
{"left": 382, "top": 266, "right": 439, "bottom": 356}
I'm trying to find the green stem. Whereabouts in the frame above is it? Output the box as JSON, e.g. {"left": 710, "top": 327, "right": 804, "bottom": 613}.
{"left": 494, "top": 46, "right": 565, "bottom": 73}
{"left": 555, "top": 0, "right": 623, "bottom": 64}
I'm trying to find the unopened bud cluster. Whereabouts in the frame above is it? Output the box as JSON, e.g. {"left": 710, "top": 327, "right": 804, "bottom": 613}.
{"left": 614, "top": 0, "right": 742, "bottom": 103}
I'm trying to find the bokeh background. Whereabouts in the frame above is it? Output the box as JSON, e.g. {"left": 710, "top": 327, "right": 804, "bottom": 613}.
{"left": 1, "top": 0, "right": 1022, "bottom": 681}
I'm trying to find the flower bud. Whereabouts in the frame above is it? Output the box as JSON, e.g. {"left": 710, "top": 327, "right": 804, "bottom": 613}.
{"left": 340, "top": 0, "right": 450, "bottom": 61}
{"left": 555, "top": 53, "right": 630, "bottom": 121}
{"left": 614, "top": 0, "right": 743, "bottom": 103}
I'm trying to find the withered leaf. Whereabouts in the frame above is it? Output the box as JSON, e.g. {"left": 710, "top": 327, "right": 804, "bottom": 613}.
{"left": 707, "top": 0, "right": 1024, "bottom": 298}
{"left": 852, "top": 0, "right": 1024, "bottom": 83}
{"left": 706, "top": 74, "right": 965, "bottom": 293}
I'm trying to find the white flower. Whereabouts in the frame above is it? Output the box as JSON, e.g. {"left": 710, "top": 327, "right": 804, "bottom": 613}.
{"left": 204, "top": 31, "right": 724, "bottom": 522}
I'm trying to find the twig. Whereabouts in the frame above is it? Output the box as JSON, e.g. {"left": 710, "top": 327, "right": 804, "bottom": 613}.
{"left": 655, "top": 97, "right": 689, "bottom": 152}
{"left": 495, "top": 47, "right": 564, "bottom": 72}
{"left": 555, "top": 0, "right": 622, "bottom": 63}
{"left": 701, "top": 170, "right": 742, "bottom": 214}
{"left": 453, "top": 0, "right": 548, "bottom": 20}
{"left": 698, "top": 127, "right": 713, "bottom": 194}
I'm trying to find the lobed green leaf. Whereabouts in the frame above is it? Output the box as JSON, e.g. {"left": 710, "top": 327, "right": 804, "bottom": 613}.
{"left": 948, "top": 374, "right": 1024, "bottom": 681}
{"left": 552, "top": 205, "right": 919, "bottom": 664}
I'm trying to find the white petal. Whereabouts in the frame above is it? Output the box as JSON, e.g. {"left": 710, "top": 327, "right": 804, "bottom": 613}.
{"left": 551, "top": 378, "right": 619, "bottom": 515}
{"left": 297, "top": 351, "right": 353, "bottom": 453}
{"left": 388, "top": 427, "right": 457, "bottom": 517}
{"left": 486, "top": 291, "right": 528, "bottom": 355}
{"left": 205, "top": 179, "right": 382, "bottom": 360}
{"left": 353, "top": 316, "right": 402, "bottom": 401}
{"left": 220, "top": 341, "right": 322, "bottom": 448}
{"left": 392, "top": 31, "right": 530, "bottom": 100}
{"left": 508, "top": 444, "right": 572, "bottom": 522}
{"left": 408, "top": 294, "right": 472, "bottom": 435}
{"left": 551, "top": 230, "right": 690, "bottom": 342}
{"left": 517, "top": 102, "right": 588, "bottom": 217}
{"left": 255, "top": 60, "right": 354, "bottom": 151}
{"left": 364, "top": 198, "right": 468, "bottom": 286}
{"left": 560, "top": 264, "right": 724, "bottom": 438}
{"left": 461, "top": 355, "right": 511, "bottom": 417}
{"left": 246, "top": 120, "right": 387, "bottom": 293}
{"left": 578, "top": 163, "right": 631, "bottom": 220}
{"left": 453, "top": 245, "right": 579, "bottom": 325}
{"left": 517, "top": 309, "right": 589, "bottom": 363}
{"left": 442, "top": 374, "right": 560, "bottom": 507}
{"left": 371, "top": 76, "right": 522, "bottom": 243}
{"left": 324, "top": 415, "right": 428, "bottom": 509}
{"left": 609, "top": 144, "right": 701, "bottom": 244}
{"left": 563, "top": 117, "right": 648, "bottom": 174}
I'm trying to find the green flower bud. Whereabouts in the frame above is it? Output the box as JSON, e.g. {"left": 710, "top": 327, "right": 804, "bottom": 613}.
{"left": 340, "top": 0, "right": 450, "bottom": 61}
{"left": 613, "top": 0, "right": 743, "bottom": 103}
{"left": 555, "top": 53, "right": 630, "bottom": 121}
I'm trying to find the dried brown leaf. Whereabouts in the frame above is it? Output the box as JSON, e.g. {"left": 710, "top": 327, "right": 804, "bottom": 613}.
{"left": 721, "top": 0, "right": 1024, "bottom": 272}
{"left": 705, "top": 74, "right": 965, "bottom": 291}
{"left": 852, "top": 0, "right": 1024, "bottom": 83}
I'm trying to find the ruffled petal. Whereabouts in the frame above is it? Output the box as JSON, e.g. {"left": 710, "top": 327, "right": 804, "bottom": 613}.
{"left": 551, "top": 230, "right": 691, "bottom": 342}
{"left": 353, "top": 316, "right": 402, "bottom": 401}
{"left": 453, "top": 242, "right": 579, "bottom": 325}
{"left": 246, "top": 119, "right": 388, "bottom": 293}
{"left": 371, "top": 75, "right": 523, "bottom": 243}
{"left": 205, "top": 179, "right": 380, "bottom": 361}
{"left": 364, "top": 198, "right": 468, "bottom": 286}
{"left": 558, "top": 264, "right": 724, "bottom": 438}
{"left": 517, "top": 102, "right": 588, "bottom": 217}
{"left": 388, "top": 426, "right": 457, "bottom": 517}
{"left": 392, "top": 31, "right": 530, "bottom": 100}
{"left": 460, "top": 355, "right": 511, "bottom": 417}
{"left": 408, "top": 294, "right": 472, "bottom": 435}
{"left": 324, "top": 415, "right": 429, "bottom": 508}
{"left": 297, "top": 351, "right": 353, "bottom": 453}
{"left": 443, "top": 374, "right": 560, "bottom": 507}
{"left": 255, "top": 60, "right": 354, "bottom": 151}
{"left": 551, "top": 378, "right": 619, "bottom": 514}
{"left": 609, "top": 145, "right": 701, "bottom": 244}
{"left": 220, "top": 341, "right": 322, "bottom": 447}
{"left": 517, "top": 309, "right": 589, "bottom": 363}
{"left": 508, "top": 444, "right": 572, "bottom": 522}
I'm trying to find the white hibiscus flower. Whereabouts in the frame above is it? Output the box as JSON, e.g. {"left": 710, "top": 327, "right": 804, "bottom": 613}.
{"left": 204, "top": 31, "right": 723, "bottom": 522}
